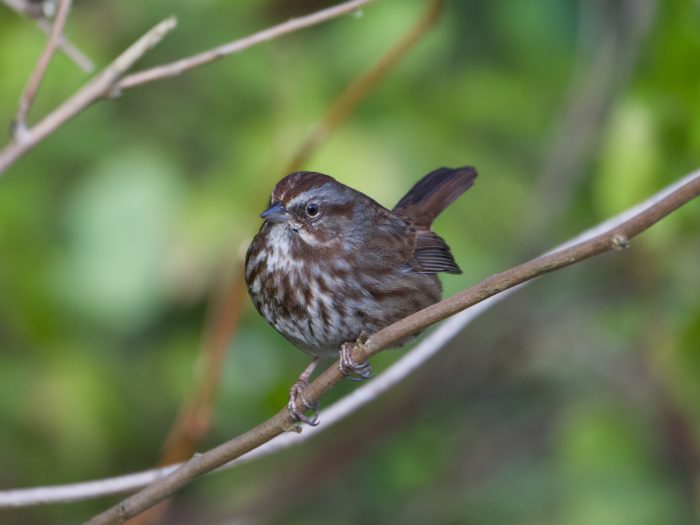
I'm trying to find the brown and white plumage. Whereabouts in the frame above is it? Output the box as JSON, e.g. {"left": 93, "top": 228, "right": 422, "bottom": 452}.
{"left": 245, "top": 166, "right": 477, "bottom": 358}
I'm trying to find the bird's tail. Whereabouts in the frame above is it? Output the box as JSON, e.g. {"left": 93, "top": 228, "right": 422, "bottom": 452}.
{"left": 393, "top": 166, "right": 477, "bottom": 228}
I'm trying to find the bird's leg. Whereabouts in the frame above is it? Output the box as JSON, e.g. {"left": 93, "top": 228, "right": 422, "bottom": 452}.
{"left": 339, "top": 332, "right": 373, "bottom": 380}
{"left": 288, "top": 357, "right": 321, "bottom": 426}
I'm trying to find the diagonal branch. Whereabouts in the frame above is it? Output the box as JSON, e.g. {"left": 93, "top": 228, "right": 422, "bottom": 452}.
{"left": 0, "top": 0, "right": 378, "bottom": 176}
{"left": 79, "top": 170, "right": 700, "bottom": 525}
{"left": 1, "top": 0, "right": 94, "bottom": 72}
{"left": 12, "top": 0, "right": 73, "bottom": 138}
{"left": 0, "top": 16, "right": 178, "bottom": 174}
{"left": 114, "top": 0, "right": 374, "bottom": 92}
{"left": 0, "top": 169, "right": 697, "bottom": 511}
{"left": 285, "top": 0, "right": 445, "bottom": 172}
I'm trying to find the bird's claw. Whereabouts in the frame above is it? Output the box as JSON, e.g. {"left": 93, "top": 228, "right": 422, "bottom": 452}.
{"left": 288, "top": 379, "right": 320, "bottom": 426}
{"left": 339, "top": 341, "right": 373, "bottom": 381}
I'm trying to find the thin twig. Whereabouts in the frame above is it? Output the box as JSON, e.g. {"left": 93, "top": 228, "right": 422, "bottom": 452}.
{"left": 35, "top": 17, "right": 94, "bottom": 72}
{"left": 286, "top": 0, "right": 445, "bottom": 172}
{"left": 12, "top": 0, "right": 73, "bottom": 138}
{"left": 0, "top": 17, "right": 178, "bottom": 174}
{"left": 0, "top": 169, "right": 697, "bottom": 510}
{"left": 0, "top": 0, "right": 378, "bottom": 176}
{"left": 1, "top": 0, "right": 94, "bottom": 72}
{"left": 79, "top": 170, "right": 700, "bottom": 525}
{"left": 115, "top": 0, "right": 374, "bottom": 92}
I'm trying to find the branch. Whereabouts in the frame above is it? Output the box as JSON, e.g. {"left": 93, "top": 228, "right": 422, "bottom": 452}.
{"left": 121, "top": 5, "right": 436, "bottom": 521}
{"left": 0, "top": 274, "right": 513, "bottom": 510}
{"left": 285, "top": 0, "right": 445, "bottom": 172}
{"left": 0, "top": 169, "right": 697, "bottom": 511}
{"left": 76, "top": 170, "right": 700, "bottom": 525}
{"left": 1, "top": 0, "right": 94, "bottom": 72}
{"left": 114, "top": 0, "right": 374, "bottom": 92}
{"left": 0, "top": 0, "right": 377, "bottom": 176}
{"left": 0, "top": 16, "right": 177, "bottom": 174}
{"left": 12, "top": 0, "right": 72, "bottom": 137}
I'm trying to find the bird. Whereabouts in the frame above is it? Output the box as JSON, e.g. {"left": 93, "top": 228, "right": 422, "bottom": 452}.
{"left": 245, "top": 166, "right": 477, "bottom": 424}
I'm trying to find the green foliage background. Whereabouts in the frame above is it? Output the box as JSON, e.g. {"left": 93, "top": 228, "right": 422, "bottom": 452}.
{"left": 1, "top": 0, "right": 699, "bottom": 523}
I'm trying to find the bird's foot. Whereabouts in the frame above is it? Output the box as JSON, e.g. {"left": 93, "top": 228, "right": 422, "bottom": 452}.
{"left": 339, "top": 340, "right": 373, "bottom": 381}
{"left": 288, "top": 379, "right": 320, "bottom": 426}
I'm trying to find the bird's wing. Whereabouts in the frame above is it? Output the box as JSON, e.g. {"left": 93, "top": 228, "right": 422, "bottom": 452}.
{"left": 411, "top": 228, "right": 461, "bottom": 274}
{"left": 363, "top": 208, "right": 461, "bottom": 275}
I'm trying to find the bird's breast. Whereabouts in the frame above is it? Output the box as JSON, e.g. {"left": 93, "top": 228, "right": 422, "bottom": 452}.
{"left": 245, "top": 227, "right": 442, "bottom": 357}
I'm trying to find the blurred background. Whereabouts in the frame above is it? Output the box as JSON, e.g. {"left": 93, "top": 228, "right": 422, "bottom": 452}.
{"left": 1, "top": 0, "right": 700, "bottom": 523}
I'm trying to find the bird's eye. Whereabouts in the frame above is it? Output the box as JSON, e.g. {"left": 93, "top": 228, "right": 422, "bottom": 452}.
{"left": 306, "top": 203, "right": 319, "bottom": 217}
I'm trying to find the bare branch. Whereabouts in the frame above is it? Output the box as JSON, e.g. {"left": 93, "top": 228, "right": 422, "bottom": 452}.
{"left": 115, "top": 0, "right": 374, "bottom": 92}
{"left": 76, "top": 170, "right": 700, "bottom": 525}
{"left": 0, "top": 169, "right": 697, "bottom": 511}
{"left": 12, "top": 0, "right": 72, "bottom": 137}
{"left": 0, "top": 0, "right": 377, "bottom": 176}
{"left": 1, "top": 0, "right": 94, "bottom": 72}
{"left": 0, "top": 16, "right": 178, "bottom": 174}
{"left": 35, "top": 18, "right": 94, "bottom": 72}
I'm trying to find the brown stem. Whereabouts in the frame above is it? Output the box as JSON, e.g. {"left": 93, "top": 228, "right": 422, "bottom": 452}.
{"left": 83, "top": 172, "right": 700, "bottom": 525}
{"left": 286, "top": 0, "right": 445, "bottom": 172}
{"left": 11, "top": 0, "right": 73, "bottom": 137}
{"left": 1, "top": 0, "right": 94, "bottom": 72}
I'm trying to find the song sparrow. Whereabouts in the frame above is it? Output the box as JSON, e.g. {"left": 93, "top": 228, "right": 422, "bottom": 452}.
{"left": 245, "top": 166, "right": 477, "bottom": 424}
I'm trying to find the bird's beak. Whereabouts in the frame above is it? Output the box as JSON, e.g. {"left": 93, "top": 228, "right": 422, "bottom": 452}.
{"left": 260, "top": 201, "right": 289, "bottom": 223}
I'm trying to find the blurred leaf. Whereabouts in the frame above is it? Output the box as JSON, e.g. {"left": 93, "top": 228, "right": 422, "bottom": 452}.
{"left": 53, "top": 148, "right": 184, "bottom": 333}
